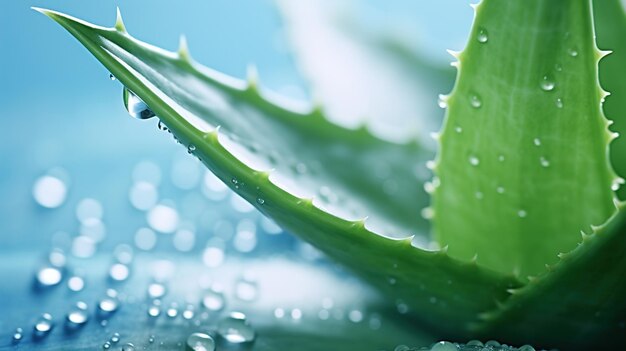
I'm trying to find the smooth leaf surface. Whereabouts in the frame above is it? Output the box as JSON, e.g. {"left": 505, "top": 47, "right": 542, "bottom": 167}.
{"left": 433, "top": 0, "right": 617, "bottom": 277}
{"left": 36, "top": 8, "right": 521, "bottom": 335}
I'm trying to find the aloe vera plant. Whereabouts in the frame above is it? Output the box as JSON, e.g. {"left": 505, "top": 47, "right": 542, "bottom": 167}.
{"left": 36, "top": 0, "right": 626, "bottom": 349}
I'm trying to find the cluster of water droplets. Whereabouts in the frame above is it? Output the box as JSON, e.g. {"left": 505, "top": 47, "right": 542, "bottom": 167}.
{"left": 394, "top": 340, "right": 545, "bottom": 351}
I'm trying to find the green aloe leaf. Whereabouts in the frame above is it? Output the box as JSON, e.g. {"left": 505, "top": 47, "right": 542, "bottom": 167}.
{"left": 34, "top": 7, "right": 520, "bottom": 336}
{"left": 595, "top": 0, "right": 626, "bottom": 199}
{"left": 433, "top": 0, "right": 618, "bottom": 277}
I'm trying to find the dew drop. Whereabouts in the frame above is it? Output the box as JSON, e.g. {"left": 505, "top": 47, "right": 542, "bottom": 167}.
{"left": 123, "top": 88, "right": 156, "bottom": 119}
{"left": 166, "top": 303, "right": 179, "bottom": 318}
{"left": 98, "top": 297, "right": 119, "bottom": 316}
{"left": 12, "top": 328, "right": 23, "bottom": 343}
{"left": 256, "top": 197, "right": 265, "bottom": 205}
{"left": 518, "top": 210, "right": 528, "bottom": 218}
{"left": 348, "top": 310, "right": 363, "bottom": 323}
{"left": 121, "top": 343, "right": 135, "bottom": 351}
{"left": 109, "top": 263, "right": 130, "bottom": 282}
{"left": 109, "top": 74, "right": 116, "bottom": 81}
{"left": 533, "top": 138, "right": 541, "bottom": 146}
{"left": 103, "top": 341, "right": 111, "bottom": 349}
{"left": 476, "top": 27, "right": 488, "bottom": 43}
{"left": 437, "top": 94, "right": 448, "bottom": 108}
{"left": 110, "top": 332, "right": 120, "bottom": 343}
{"left": 540, "top": 156, "right": 550, "bottom": 167}
{"left": 186, "top": 332, "right": 216, "bottom": 351}
{"left": 157, "top": 120, "right": 168, "bottom": 131}
{"left": 469, "top": 94, "right": 482, "bottom": 108}
{"left": 66, "top": 301, "right": 89, "bottom": 328}
{"left": 556, "top": 97, "right": 564, "bottom": 108}
{"left": 217, "top": 312, "right": 256, "bottom": 344}
{"left": 274, "top": 308, "right": 285, "bottom": 319}
{"left": 182, "top": 306, "right": 195, "bottom": 320}
{"left": 540, "top": 74, "right": 555, "bottom": 91}
{"left": 430, "top": 341, "right": 458, "bottom": 351}
{"left": 498, "top": 154, "right": 505, "bottom": 162}
{"left": 147, "top": 282, "right": 167, "bottom": 299}
{"left": 36, "top": 266, "right": 63, "bottom": 287}
{"left": 568, "top": 47, "right": 579, "bottom": 57}
{"left": 147, "top": 305, "right": 161, "bottom": 318}
{"left": 496, "top": 186, "right": 505, "bottom": 194}
{"left": 290, "top": 308, "right": 303, "bottom": 320}
{"left": 475, "top": 191, "right": 484, "bottom": 200}
{"left": 33, "top": 175, "right": 67, "bottom": 208}
{"left": 201, "top": 289, "right": 226, "bottom": 311}
{"left": 187, "top": 144, "right": 196, "bottom": 154}
{"left": 33, "top": 313, "right": 54, "bottom": 338}
{"left": 468, "top": 156, "right": 480, "bottom": 166}
{"left": 519, "top": 345, "right": 536, "bottom": 351}
{"left": 454, "top": 126, "right": 462, "bottom": 133}
{"left": 67, "top": 276, "right": 85, "bottom": 292}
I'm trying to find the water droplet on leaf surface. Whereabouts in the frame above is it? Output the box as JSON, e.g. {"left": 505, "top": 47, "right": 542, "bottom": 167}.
{"left": 217, "top": 312, "right": 256, "bottom": 344}
{"left": 123, "top": 88, "right": 156, "bottom": 119}
{"left": 186, "top": 332, "right": 216, "bottom": 351}
{"left": 476, "top": 27, "right": 488, "bottom": 43}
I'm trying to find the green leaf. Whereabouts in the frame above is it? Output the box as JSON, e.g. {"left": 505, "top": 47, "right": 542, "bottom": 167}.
{"left": 595, "top": 0, "right": 626, "bottom": 199}
{"left": 35, "top": 7, "right": 521, "bottom": 334}
{"left": 470, "top": 204, "right": 626, "bottom": 349}
{"left": 433, "top": 0, "right": 618, "bottom": 277}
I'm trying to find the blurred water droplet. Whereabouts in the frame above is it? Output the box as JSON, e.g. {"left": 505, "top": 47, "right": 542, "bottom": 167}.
{"left": 556, "top": 97, "right": 564, "bottom": 108}
{"left": 290, "top": 309, "right": 302, "bottom": 320}
{"left": 235, "top": 277, "right": 258, "bottom": 302}
{"left": 167, "top": 303, "right": 179, "bottom": 318}
{"left": 187, "top": 332, "right": 216, "bottom": 351}
{"left": 274, "top": 308, "right": 285, "bottom": 319}
{"left": 147, "top": 282, "right": 167, "bottom": 299}
{"left": 498, "top": 155, "right": 505, "bottom": 162}
{"left": 147, "top": 204, "right": 179, "bottom": 233}
{"left": 148, "top": 304, "right": 161, "bottom": 318}
{"left": 103, "top": 341, "right": 111, "bottom": 349}
{"left": 109, "top": 263, "right": 130, "bottom": 282}
{"left": 475, "top": 191, "right": 484, "bottom": 200}
{"left": 348, "top": 310, "right": 363, "bottom": 323}
{"left": 173, "top": 228, "right": 195, "bottom": 252}
{"left": 518, "top": 210, "right": 528, "bottom": 218}
{"left": 33, "top": 313, "right": 54, "bottom": 338}
{"left": 121, "top": 343, "right": 135, "bottom": 351}
{"left": 540, "top": 74, "right": 555, "bottom": 91}
{"left": 540, "top": 157, "right": 550, "bottom": 167}
{"left": 110, "top": 332, "right": 120, "bottom": 343}
{"left": 182, "top": 305, "right": 195, "bottom": 320}
{"left": 396, "top": 300, "right": 409, "bottom": 314}
{"left": 98, "top": 297, "right": 119, "bottom": 316}
{"left": 202, "top": 289, "right": 226, "bottom": 311}
{"left": 369, "top": 314, "right": 382, "bottom": 330}
{"left": 67, "top": 275, "right": 85, "bottom": 292}
{"left": 109, "top": 74, "right": 116, "bottom": 81}
{"left": 233, "top": 227, "right": 257, "bottom": 253}
{"left": 318, "top": 309, "right": 330, "bottom": 320}
{"left": 12, "top": 328, "right": 23, "bottom": 343}
{"left": 455, "top": 126, "right": 462, "bottom": 133}
{"left": 123, "top": 88, "right": 156, "bottom": 119}
{"left": 76, "top": 198, "right": 103, "bottom": 222}
{"left": 218, "top": 312, "right": 255, "bottom": 344}
{"left": 66, "top": 302, "right": 89, "bottom": 327}
{"left": 256, "top": 197, "right": 265, "bottom": 205}
{"left": 496, "top": 186, "right": 505, "bottom": 194}
{"left": 568, "top": 47, "right": 578, "bottom": 57}
{"left": 430, "top": 341, "right": 457, "bottom": 351}
{"left": 36, "top": 266, "right": 63, "bottom": 287}
{"left": 469, "top": 94, "right": 482, "bottom": 108}
{"left": 134, "top": 227, "right": 157, "bottom": 251}
{"left": 113, "top": 244, "right": 134, "bottom": 264}
{"left": 202, "top": 244, "right": 225, "bottom": 268}
{"left": 187, "top": 144, "right": 197, "bottom": 154}
{"left": 468, "top": 156, "right": 480, "bottom": 166}
{"left": 132, "top": 161, "right": 161, "bottom": 185}
{"left": 533, "top": 138, "right": 541, "bottom": 146}
{"left": 129, "top": 181, "right": 158, "bottom": 211}
{"left": 437, "top": 94, "right": 448, "bottom": 108}
{"left": 33, "top": 175, "right": 67, "bottom": 208}
{"left": 476, "top": 27, "right": 488, "bottom": 43}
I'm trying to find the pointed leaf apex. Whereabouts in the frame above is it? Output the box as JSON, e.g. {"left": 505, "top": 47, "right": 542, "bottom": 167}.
{"left": 114, "top": 7, "right": 127, "bottom": 32}
{"left": 351, "top": 217, "right": 368, "bottom": 229}
{"left": 446, "top": 49, "right": 461, "bottom": 59}
{"left": 178, "top": 35, "right": 191, "bottom": 62}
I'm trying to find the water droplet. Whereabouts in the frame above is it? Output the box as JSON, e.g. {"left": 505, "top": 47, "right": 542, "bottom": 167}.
{"left": 218, "top": 312, "right": 256, "bottom": 344}
{"left": 518, "top": 210, "right": 528, "bottom": 218}
{"left": 540, "top": 74, "right": 555, "bottom": 91}
{"left": 66, "top": 302, "right": 89, "bottom": 327}
{"left": 498, "top": 154, "right": 505, "bottom": 162}
{"left": 103, "top": 341, "right": 111, "bottom": 349}
{"left": 556, "top": 97, "right": 564, "bottom": 108}
{"left": 36, "top": 266, "right": 63, "bottom": 287}
{"left": 469, "top": 94, "right": 482, "bottom": 108}
{"left": 290, "top": 308, "right": 303, "bottom": 320}
{"left": 12, "top": 328, "right": 23, "bottom": 343}
{"left": 182, "top": 306, "right": 195, "bottom": 320}
{"left": 496, "top": 186, "right": 505, "bottom": 194}
{"left": 67, "top": 276, "right": 85, "bottom": 292}
{"left": 202, "top": 245, "right": 225, "bottom": 268}
{"left": 147, "top": 204, "right": 179, "bottom": 233}
{"left": 348, "top": 310, "right": 363, "bottom": 323}
{"left": 147, "top": 283, "right": 167, "bottom": 299}
{"left": 388, "top": 277, "right": 397, "bottom": 285}
{"left": 455, "top": 126, "right": 462, "bottom": 133}
{"left": 235, "top": 277, "right": 258, "bottom": 302}
{"left": 533, "top": 138, "right": 541, "bottom": 146}
{"left": 468, "top": 156, "right": 480, "bottom": 166}
{"left": 437, "top": 94, "right": 448, "bottom": 108}
{"left": 318, "top": 309, "right": 330, "bottom": 320}
{"left": 396, "top": 300, "right": 409, "bottom": 314}
{"left": 109, "top": 263, "right": 130, "bottom": 282}
{"left": 186, "top": 332, "right": 216, "bottom": 351}
{"left": 187, "top": 144, "right": 196, "bottom": 154}
{"left": 33, "top": 175, "right": 67, "bottom": 208}
{"left": 147, "top": 305, "right": 161, "bottom": 318}
{"left": 430, "top": 341, "right": 458, "bottom": 351}
{"left": 476, "top": 27, "right": 488, "bottom": 43}
{"left": 475, "top": 191, "right": 484, "bottom": 200}
{"left": 110, "top": 332, "right": 120, "bottom": 343}
{"left": 166, "top": 303, "right": 179, "bottom": 318}
{"left": 123, "top": 88, "right": 156, "bottom": 119}
{"left": 273, "top": 308, "right": 285, "bottom": 319}
{"left": 256, "top": 197, "right": 265, "bottom": 205}
{"left": 129, "top": 181, "right": 158, "bottom": 211}
{"left": 121, "top": 343, "right": 135, "bottom": 351}
{"left": 157, "top": 120, "right": 168, "bottom": 131}
{"left": 33, "top": 313, "right": 54, "bottom": 338}
{"left": 555, "top": 63, "right": 562, "bottom": 72}
{"left": 568, "top": 47, "right": 579, "bottom": 57}
{"left": 109, "top": 74, "right": 116, "bottom": 81}
{"left": 149, "top": 335, "right": 155, "bottom": 343}
{"left": 540, "top": 156, "right": 550, "bottom": 167}
{"left": 201, "top": 289, "right": 226, "bottom": 311}
{"left": 519, "top": 345, "right": 536, "bottom": 351}
{"left": 98, "top": 297, "right": 119, "bottom": 316}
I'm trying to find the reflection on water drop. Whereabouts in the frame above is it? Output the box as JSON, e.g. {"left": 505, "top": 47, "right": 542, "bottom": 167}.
{"left": 182, "top": 305, "right": 195, "bottom": 320}
{"left": 36, "top": 266, "right": 63, "bottom": 287}
{"left": 217, "top": 312, "right": 256, "bottom": 344}
{"left": 121, "top": 343, "right": 135, "bottom": 351}
{"left": 98, "top": 297, "right": 119, "bottom": 316}
{"left": 33, "top": 313, "right": 54, "bottom": 338}
{"left": 109, "top": 263, "right": 130, "bottom": 282}
{"left": 123, "top": 88, "right": 156, "bottom": 119}
{"left": 148, "top": 304, "right": 161, "bottom": 318}
{"left": 540, "top": 74, "right": 555, "bottom": 91}
{"left": 33, "top": 175, "right": 67, "bottom": 208}
{"left": 556, "top": 97, "right": 563, "bottom": 108}
{"left": 110, "top": 332, "right": 120, "bottom": 343}
{"left": 148, "top": 282, "right": 167, "bottom": 299}
{"left": 348, "top": 310, "right": 363, "bottom": 323}
{"left": 12, "top": 328, "right": 23, "bottom": 343}
{"left": 66, "top": 301, "right": 89, "bottom": 327}
{"left": 469, "top": 94, "right": 482, "bottom": 108}
{"left": 273, "top": 308, "right": 285, "bottom": 319}
{"left": 186, "top": 332, "right": 216, "bottom": 351}
{"left": 167, "top": 303, "right": 179, "bottom": 318}
{"left": 202, "top": 245, "right": 225, "bottom": 268}
{"left": 430, "top": 341, "right": 458, "bottom": 351}
{"left": 568, "top": 47, "right": 578, "bottom": 57}
{"left": 476, "top": 27, "right": 488, "bottom": 43}
{"left": 103, "top": 341, "right": 111, "bottom": 349}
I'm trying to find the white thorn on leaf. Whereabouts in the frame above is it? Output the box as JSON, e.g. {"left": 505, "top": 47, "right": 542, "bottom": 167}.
{"left": 115, "top": 7, "right": 127, "bottom": 32}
